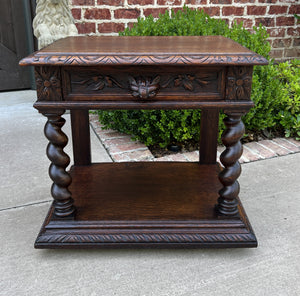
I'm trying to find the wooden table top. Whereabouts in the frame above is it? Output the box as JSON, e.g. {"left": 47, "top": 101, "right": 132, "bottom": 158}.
{"left": 20, "top": 36, "right": 268, "bottom": 66}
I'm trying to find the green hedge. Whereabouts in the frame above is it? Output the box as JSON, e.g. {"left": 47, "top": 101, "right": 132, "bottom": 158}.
{"left": 98, "top": 7, "right": 300, "bottom": 146}
{"left": 277, "top": 59, "right": 300, "bottom": 138}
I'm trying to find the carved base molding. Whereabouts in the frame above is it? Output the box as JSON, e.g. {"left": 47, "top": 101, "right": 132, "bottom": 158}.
{"left": 35, "top": 202, "right": 257, "bottom": 248}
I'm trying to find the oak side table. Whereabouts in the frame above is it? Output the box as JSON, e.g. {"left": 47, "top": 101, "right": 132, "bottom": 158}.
{"left": 20, "top": 36, "right": 268, "bottom": 248}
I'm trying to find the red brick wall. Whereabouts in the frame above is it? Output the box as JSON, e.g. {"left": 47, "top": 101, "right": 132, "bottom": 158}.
{"left": 70, "top": 0, "right": 300, "bottom": 61}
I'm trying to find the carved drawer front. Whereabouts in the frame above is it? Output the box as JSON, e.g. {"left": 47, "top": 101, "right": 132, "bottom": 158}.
{"left": 63, "top": 66, "right": 224, "bottom": 101}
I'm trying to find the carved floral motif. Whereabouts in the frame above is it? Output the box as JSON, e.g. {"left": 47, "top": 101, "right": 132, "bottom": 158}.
{"left": 172, "top": 74, "right": 211, "bottom": 91}
{"left": 73, "top": 74, "right": 124, "bottom": 91}
{"left": 35, "top": 67, "right": 62, "bottom": 101}
{"left": 226, "top": 67, "right": 252, "bottom": 100}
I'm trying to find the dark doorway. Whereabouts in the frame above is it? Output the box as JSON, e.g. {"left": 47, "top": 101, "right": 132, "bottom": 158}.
{"left": 0, "top": 0, "right": 36, "bottom": 91}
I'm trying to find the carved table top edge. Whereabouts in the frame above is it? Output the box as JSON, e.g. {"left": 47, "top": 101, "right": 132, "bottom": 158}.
{"left": 20, "top": 53, "right": 268, "bottom": 66}
{"left": 19, "top": 36, "right": 268, "bottom": 67}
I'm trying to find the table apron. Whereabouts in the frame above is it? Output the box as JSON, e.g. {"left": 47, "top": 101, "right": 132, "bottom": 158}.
{"left": 33, "top": 100, "right": 254, "bottom": 111}
{"left": 62, "top": 66, "right": 225, "bottom": 102}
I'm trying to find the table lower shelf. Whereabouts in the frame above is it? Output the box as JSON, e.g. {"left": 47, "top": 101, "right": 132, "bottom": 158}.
{"left": 35, "top": 162, "right": 257, "bottom": 248}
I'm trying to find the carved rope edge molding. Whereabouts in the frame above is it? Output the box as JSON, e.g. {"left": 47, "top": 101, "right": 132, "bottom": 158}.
{"left": 36, "top": 232, "right": 256, "bottom": 244}
{"left": 21, "top": 54, "right": 268, "bottom": 66}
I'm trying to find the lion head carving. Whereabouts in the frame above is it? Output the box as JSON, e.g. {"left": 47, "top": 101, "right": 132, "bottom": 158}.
{"left": 33, "top": 0, "right": 78, "bottom": 49}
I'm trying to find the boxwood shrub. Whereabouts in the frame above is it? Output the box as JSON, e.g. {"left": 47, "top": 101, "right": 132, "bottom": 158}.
{"left": 98, "top": 7, "right": 299, "bottom": 147}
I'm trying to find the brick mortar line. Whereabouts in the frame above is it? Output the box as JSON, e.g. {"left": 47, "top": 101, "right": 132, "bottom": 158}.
{"left": 256, "top": 142, "right": 279, "bottom": 154}
{"left": 240, "top": 154, "right": 250, "bottom": 163}
{"left": 73, "top": 4, "right": 295, "bottom": 10}
{"left": 73, "top": 1, "right": 296, "bottom": 5}
{"left": 102, "top": 135, "right": 129, "bottom": 140}
{"left": 75, "top": 22, "right": 298, "bottom": 29}
{"left": 280, "top": 139, "right": 300, "bottom": 152}
{"left": 79, "top": 4, "right": 279, "bottom": 6}
{"left": 76, "top": 21, "right": 297, "bottom": 26}
{"left": 258, "top": 140, "right": 295, "bottom": 155}
{"left": 243, "top": 144, "right": 264, "bottom": 159}
{"left": 73, "top": 5, "right": 296, "bottom": 12}
{"left": 270, "top": 139, "right": 293, "bottom": 153}
{"left": 182, "top": 153, "right": 190, "bottom": 161}
{"left": 109, "top": 147, "right": 149, "bottom": 155}
{"left": 280, "top": 138, "right": 299, "bottom": 147}
{"left": 76, "top": 20, "right": 295, "bottom": 25}
{"left": 76, "top": 19, "right": 297, "bottom": 24}
{"left": 75, "top": 9, "right": 296, "bottom": 15}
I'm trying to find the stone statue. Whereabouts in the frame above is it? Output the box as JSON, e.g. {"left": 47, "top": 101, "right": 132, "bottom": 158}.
{"left": 33, "top": 0, "right": 78, "bottom": 49}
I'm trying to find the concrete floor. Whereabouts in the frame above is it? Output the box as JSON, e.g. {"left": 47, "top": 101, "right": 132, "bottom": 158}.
{"left": 1, "top": 90, "right": 300, "bottom": 296}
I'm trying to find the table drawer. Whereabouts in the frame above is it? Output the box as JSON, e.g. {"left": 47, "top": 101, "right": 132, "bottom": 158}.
{"left": 63, "top": 66, "right": 224, "bottom": 101}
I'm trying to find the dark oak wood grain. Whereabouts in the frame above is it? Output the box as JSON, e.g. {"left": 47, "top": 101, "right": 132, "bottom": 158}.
{"left": 217, "top": 110, "right": 246, "bottom": 216}
{"left": 70, "top": 110, "right": 91, "bottom": 166}
{"left": 19, "top": 36, "right": 268, "bottom": 66}
{"left": 34, "top": 100, "right": 254, "bottom": 111}
{"left": 19, "top": 36, "right": 265, "bottom": 248}
{"left": 71, "top": 162, "right": 220, "bottom": 221}
{"left": 199, "top": 109, "right": 219, "bottom": 164}
{"left": 42, "top": 109, "right": 75, "bottom": 217}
